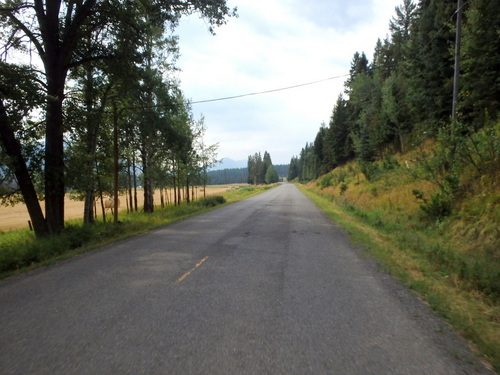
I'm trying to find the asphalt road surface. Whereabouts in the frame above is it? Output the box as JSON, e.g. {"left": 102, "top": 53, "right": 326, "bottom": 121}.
{"left": 0, "top": 184, "right": 493, "bottom": 374}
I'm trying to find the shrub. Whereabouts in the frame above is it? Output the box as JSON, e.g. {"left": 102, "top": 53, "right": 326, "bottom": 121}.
{"left": 360, "top": 161, "right": 380, "bottom": 181}
{"left": 318, "top": 174, "right": 333, "bottom": 188}
{"left": 381, "top": 154, "right": 400, "bottom": 170}
{"left": 62, "top": 225, "right": 93, "bottom": 250}
{"left": 413, "top": 190, "right": 453, "bottom": 221}
{"left": 339, "top": 183, "right": 349, "bottom": 195}
{"left": 199, "top": 195, "right": 226, "bottom": 207}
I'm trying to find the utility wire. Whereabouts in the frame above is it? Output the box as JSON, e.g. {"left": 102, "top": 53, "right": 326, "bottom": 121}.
{"left": 419, "top": 0, "right": 467, "bottom": 54}
{"left": 103, "top": 3, "right": 465, "bottom": 111}
{"left": 191, "top": 2, "right": 468, "bottom": 106}
{"left": 190, "top": 74, "right": 350, "bottom": 104}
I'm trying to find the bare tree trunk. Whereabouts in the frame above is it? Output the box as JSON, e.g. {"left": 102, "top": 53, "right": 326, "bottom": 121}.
{"left": 99, "top": 191, "right": 106, "bottom": 222}
{"left": 133, "top": 154, "right": 138, "bottom": 212}
{"left": 127, "top": 157, "right": 133, "bottom": 214}
{"left": 398, "top": 131, "right": 405, "bottom": 154}
{"left": 82, "top": 63, "right": 101, "bottom": 225}
{"left": 177, "top": 172, "right": 182, "bottom": 204}
{"left": 173, "top": 177, "right": 177, "bottom": 206}
{"left": 83, "top": 190, "right": 95, "bottom": 224}
{"left": 95, "top": 161, "right": 106, "bottom": 222}
{"left": 112, "top": 101, "right": 119, "bottom": 222}
{"left": 203, "top": 166, "right": 207, "bottom": 198}
{"left": 142, "top": 143, "right": 154, "bottom": 213}
{"left": 0, "top": 100, "right": 49, "bottom": 237}
{"left": 45, "top": 79, "right": 66, "bottom": 234}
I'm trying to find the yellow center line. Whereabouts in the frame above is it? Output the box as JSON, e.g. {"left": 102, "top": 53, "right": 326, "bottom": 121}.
{"left": 176, "top": 256, "right": 209, "bottom": 283}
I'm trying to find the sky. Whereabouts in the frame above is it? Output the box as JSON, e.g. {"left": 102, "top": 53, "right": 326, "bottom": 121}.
{"left": 176, "top": 0, "right": 403, "bottom": 165}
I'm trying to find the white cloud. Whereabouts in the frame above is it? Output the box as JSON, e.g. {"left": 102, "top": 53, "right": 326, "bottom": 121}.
{"left": 176, "top": 0, "right": 402, "bottom": 164}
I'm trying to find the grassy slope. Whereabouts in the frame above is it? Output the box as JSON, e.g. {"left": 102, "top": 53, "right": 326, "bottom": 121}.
{"left": 299, "top": 150, "right": 499, "bottom": 372}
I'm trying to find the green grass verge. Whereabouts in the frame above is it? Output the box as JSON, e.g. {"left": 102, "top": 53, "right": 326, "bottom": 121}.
{"left": 298, "top": 184, "right": 499, "bottom": 373}
{"left": 0, "top": 185, "right": 273, "bottom": 280}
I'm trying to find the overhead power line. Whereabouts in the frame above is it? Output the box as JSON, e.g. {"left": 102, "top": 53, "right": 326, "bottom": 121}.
{"left": 190, "top": 2, "right": 469, "bottom": 107}
{"left": 103, "top": 3, "right": 463, "bottom": 112}
{"left": 190, "top": 74, "right": 350, "bottom": 104}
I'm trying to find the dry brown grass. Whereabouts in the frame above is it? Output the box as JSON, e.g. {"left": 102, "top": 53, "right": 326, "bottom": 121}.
{"left": 301, "top": 177, "right": 500, "bottom": 371}
{"left": 0, "top": 186, "right": 233, "bottom": 232}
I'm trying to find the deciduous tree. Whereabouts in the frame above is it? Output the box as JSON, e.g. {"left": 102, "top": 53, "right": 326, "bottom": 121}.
{"left": 0, "top": 0, "right": 235, "bottom": 235}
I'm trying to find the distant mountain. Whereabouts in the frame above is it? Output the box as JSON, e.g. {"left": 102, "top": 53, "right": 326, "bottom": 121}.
{"left": 209, "top": 157, "right": 247, "bottom": 171}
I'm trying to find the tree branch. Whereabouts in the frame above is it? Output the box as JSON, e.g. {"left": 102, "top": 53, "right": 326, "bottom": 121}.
{"left": 65, "top": 53, "right": 115, "bottom": 70}
{"left": 1, "top": 11, "right": 45, "bottom": 60}
{"left": 0, "top": 2, "right": 34, "bottom": 12}
{"left": 61, "top": 0, "right": 97, "bottom": 63}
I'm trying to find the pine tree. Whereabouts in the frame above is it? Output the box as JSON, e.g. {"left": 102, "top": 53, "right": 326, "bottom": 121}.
{"left": 313, "top": 125, "right": 328, "bottom": 175}
{"left": 461, "top": 0, "right": 500, "bottom": 126}
{"left": 389, "top": 0, "right": 417, "bottom": 63}
{"left": 406, "top": 0, "right": 457, "bottom": 133}
{"left": 262, "top": 151, "right": 273, "bottom": 184}
{"left": 288, "top": 156, "right": 299, "bottom": 181}
{"left": 324, "top": 95, "right": 353, "bottom": 168}
{"left": 345, "top": 52, "right": 371, "bottom": 96}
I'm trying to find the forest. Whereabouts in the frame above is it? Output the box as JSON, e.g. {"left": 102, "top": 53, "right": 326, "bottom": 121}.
{"left": 207, "top": 168, "right": 249, "bottom": 185}
{"left": 208, "top": 151, "right": 285, "bottom": 186}
{"left": 289, "top": 0, "right": 499, "bottom": 188}
{"left": 206, "top": 163, "right": 289, "bottom": 185}
{"left": 0, "top": 1, "right": 236, "bottom": 237}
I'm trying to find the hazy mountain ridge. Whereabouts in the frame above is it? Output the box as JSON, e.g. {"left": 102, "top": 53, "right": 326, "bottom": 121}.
{"left": 209, "top": 158, "right": 247, "bottom": 171}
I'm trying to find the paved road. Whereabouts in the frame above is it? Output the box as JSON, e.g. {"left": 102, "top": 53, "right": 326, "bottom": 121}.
{"left": 0, "top": 184, "right": 492, "bottom": 374}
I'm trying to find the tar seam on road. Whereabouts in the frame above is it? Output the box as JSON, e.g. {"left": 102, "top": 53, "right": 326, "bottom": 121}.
{"left": 176, "top": 256, "right": 209, "bottom": 283}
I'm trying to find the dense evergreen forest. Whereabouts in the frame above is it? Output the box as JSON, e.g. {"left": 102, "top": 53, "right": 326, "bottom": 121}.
{"left": 0, "top": 1, "right": 236, "bottom": 237}
{"left": 206, "top": 164, "right": 289, "bottom": 185}
{"left": 289, "top": 0, "right": 499, "bottom": 183}
{"left": 207, "top": 168, "right": 249, "bottom": 185}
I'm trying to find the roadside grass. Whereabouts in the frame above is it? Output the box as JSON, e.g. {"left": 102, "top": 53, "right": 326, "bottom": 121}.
{"left": 299, "top": 164, "right": 499, "bottom": 372}
{"left": 0, "top": 185, "right": 273, "bottom": 280}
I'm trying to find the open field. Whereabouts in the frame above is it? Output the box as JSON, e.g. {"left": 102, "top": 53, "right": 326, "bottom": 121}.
{"left": 0, "top": 186, "right": 237, "bottom": 232}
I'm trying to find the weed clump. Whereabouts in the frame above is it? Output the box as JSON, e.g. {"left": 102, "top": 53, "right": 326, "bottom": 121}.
{"left": 198, "top": 195, "right": 226, "bottom": 207}
{"left": 0, "top": 225, "right": 96, "bottom": 273}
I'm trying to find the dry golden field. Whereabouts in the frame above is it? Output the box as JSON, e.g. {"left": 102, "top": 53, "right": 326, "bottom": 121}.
{"left": 0, "top": 186, "right": 233, "bottom": 232}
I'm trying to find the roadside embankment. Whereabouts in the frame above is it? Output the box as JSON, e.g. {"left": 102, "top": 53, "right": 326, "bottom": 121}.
{"left": 298, "top": 151, "right": 499, "bottom": 372}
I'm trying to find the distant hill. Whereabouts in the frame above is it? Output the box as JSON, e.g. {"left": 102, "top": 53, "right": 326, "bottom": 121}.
{"left": 210, "top": 158, "right": 247, "bottom": 171}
